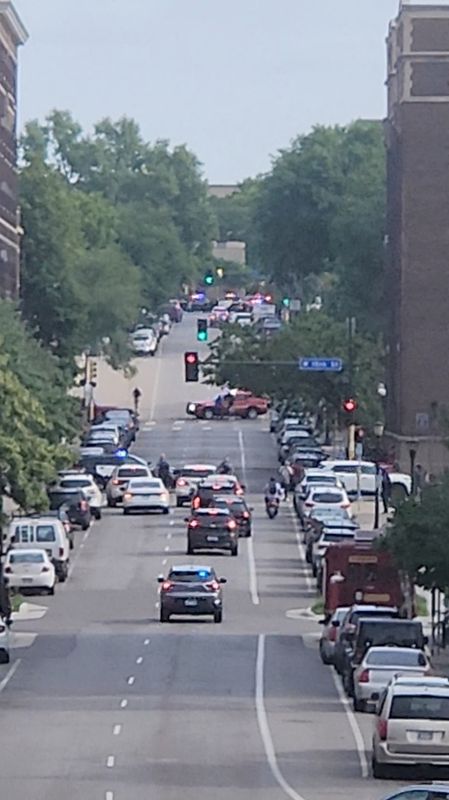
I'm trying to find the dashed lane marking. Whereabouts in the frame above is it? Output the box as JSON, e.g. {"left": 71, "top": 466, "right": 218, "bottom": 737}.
{"left": 127, "top": 676, "right": 135, "bottom": 686}
{"left": 106, "top": 756, "right": 115, "bottom": 768}
{"left": 120, "top": 699, "right": 128, "bottom": 709}
{"left": 238, "top": 429, "right": 260, "bottom": 606}
{"left": 144, "top": 639, "right": 150, "bottom": 646}
{"left": 136, "top": 657, "right": 143, "bottom": 665}
{"left": 113, "top": 725, "right": 122, "bottom": 736}
{"left": 331, "top": 670, "right": 369, "bottom": 778}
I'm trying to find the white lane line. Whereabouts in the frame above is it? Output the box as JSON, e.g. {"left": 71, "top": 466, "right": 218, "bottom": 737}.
{"left": 113, "top": 724, "right": 122, "bottom": 736}
{"left": 149, "top": 338, "right": 164, "bottom": 422}
{"left": 106, "top": 755, "right": 115, "bottom": 768}
{"left": 136, "top": 656, "right": 143, "bottom": 665}
{"left": 331, "top": 671, "right": 369, "bottom": 778}
{"left": 164, "top": 545, "right": 170, "bottom": 552}
{"left": 0, "top": 659, "right": 21, "bottom": 694}
{"left": 255, "top": 635, "right": 306, "bottom": 800}
{"left": 67, "top": 524, "right": 93, "bottom": 580}
{"left": 162, "top": 558, "right": 167, "bottom": 566}
{"left": 238, "top": 429, "right": 260, "bottom": 606}
{"left": 106, "top": 792, "right": 114, "bottom": 800}
{"left": 144, "top": 639, "right": 150, "bottom": 646}
{"left": 289, "top": 508, "right": 314, "bottom": 592}
{"left": 120, "top": 699, "right": 128, "bottom": 709}
{"left": 169, "top": 520, "right": 175, "bottom": 526}
{"left": 127, "top": 676, "right": 135, "bottom": 686}
{"left": 167, "top": 533, "right": 172, "bottom": 540}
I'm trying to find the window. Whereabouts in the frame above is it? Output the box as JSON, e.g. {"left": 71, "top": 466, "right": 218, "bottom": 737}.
{"left": 312, "top": 492, "right": 342, "bottom": 503}
{"left": 13, "top": 525, "right": 32, "bottom": 543}
{"left": 366, "top": 650, "right": 426, "bottom": 667}
{"left": 118, "top": 468, "right": 148, "bottom": 478}
{"left": 10, "top": 552, "right": 44, "bottom": 564}
{"left": 390, "top": 695, "right": 449, "bottom": 721}
{"left": 169, "top": 570, "right": 213, "bottom": 583}
{"left": 60, "top": 479, "right": 91, "bottom": 489}
{"left": 36, "top": 526, "right": 56, "bottom": 543}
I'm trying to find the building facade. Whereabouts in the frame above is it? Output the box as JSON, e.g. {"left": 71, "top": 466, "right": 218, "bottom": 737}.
{"left": 0, "top": 2, "right": 27, "bottom": 299}
{"left": 386, "top": 3, "right": 449, "bottom": 462}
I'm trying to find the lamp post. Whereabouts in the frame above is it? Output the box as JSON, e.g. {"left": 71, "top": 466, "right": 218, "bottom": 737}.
{"left": 407, "top": 437, "right": 419, "bottom": 496}
{"left": 373, "top": 421, "right": 385, "bottom": 529}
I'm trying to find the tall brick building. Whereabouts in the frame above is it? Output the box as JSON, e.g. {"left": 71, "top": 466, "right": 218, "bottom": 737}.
{"left": 0, "top": 2, "right": 27, "bottom": 299}
{"left": 386, "top": 2, "right": 449, "bottom": 467}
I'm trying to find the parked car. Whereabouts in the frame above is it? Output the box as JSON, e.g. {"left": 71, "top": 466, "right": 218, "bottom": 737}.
{"left": 47, "top": 487, "right": 92, "bottom": 531}
{"left": 320, "top": 459, "right": 411, "bottom": 499}
{"left": 333, "top": 605, "right": 400, "bottom": 675}
{"left": 319, "top": 606, "right": 349, "bottom": 665}
{"left": 77, "top": 453, "right": 148, "bottom": 488}
{"left": 158, "top": 564, "right": 226, "bottom": 623}
{"left": 353, "top": 646, "right": 431, "bottom": 712}
{"left": 173, "top": 464, "right": 217, "bottom": 507}
{"left": 8, "top": 516, "right": 70, "bottom": 582}
{"left": 4, "top": 549, "right": 56, "bottom": 596}
{"left": 372, "top": 677, "right": 449, "bottom": 778}
{"left": 131, "top": 328, "right": 158, "bottom": 357}
{"left": 312, "top": 526, "right": 358, "bottom": 585}
{"left": 301, "top": 486, "right": 352, "bottom": 523}
{"left": 122, "top": 477, "right": 170, "bottom": 515}
{"left": 186, "top": 391, "right": 269, "bottom": 421}
{"left": 50, "top": 471, "right": 103, "bottom": 520}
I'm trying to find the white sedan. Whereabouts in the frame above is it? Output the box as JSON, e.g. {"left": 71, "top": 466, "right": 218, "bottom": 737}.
{"left": 0, "top": 619, "right": 9, "bottom": 663}
{"left": 302, "top": 485, "right": 353, "bottom": 518}
{"left": 123, "top": 477, "right": 170, "bottom": 515}
{"left": 4, "top": 549, "right": 56, "bottom": 595}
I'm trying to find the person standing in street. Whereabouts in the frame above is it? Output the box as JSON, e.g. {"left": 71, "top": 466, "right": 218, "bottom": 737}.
{"left": 381, "top": 468, "right": 392, "bottom": 514}
{"left": 133, "top": 387, "right": 142, "bottom": 415}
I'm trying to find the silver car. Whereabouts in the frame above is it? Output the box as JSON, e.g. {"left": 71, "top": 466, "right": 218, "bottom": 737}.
{"left": 319, "top": 606, "right": 349, "bottom": 665}
{"left": 174, "top": 464, "right": 216, "bottom": 507}
{"left": 372, "top": 677, "right": 449, "bottom": 778}
{"left": 353, "top": 646, "right": 431, "bottom": 712}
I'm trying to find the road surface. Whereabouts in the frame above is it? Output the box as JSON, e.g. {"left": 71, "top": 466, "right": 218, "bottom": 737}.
{"left": 0, "top": 315, "right": 410, "bottom": 800}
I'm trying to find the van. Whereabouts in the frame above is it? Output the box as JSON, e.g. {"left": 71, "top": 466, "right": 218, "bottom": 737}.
{"left": 8, "top": 516, "right": 70, "bottom": 581}
{"left": 353, "top": 617, "right": 425, "bottom": 665}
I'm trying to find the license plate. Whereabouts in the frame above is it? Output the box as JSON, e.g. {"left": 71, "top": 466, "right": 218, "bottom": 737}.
{"left": 22, "top": 577, "right": 33, "bottom": 584}
{"left": 418, "top": 731, "right": 434, "bottom": 741}
{"left": 207, "top": 536, "right": 219, "bottom": 542}
{"left": 184, "top": 599, "right": 198, "bottom": 607}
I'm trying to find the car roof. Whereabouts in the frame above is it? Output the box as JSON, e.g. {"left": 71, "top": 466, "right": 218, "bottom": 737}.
{"left": 366, "top": 646, "right": 426, "bottom": 655}
{"left": 182, "top": 464, "right": 216, "bottom": 470}
{"left": 128, "top": 476, "right": 161, "bottom": 483}
{"left": 7, "top": 548, "right": 47, "bottom": 557}
{"left": 349, "top": 604, "right": 398, "bottom": 613}
{"left": 390, "top": 683, "right": 449, "bottom": 697}
{"left": 169, "top": 564, "right": 214, "bottom": 572}
{"left": 309, "top": 485, "right": 344, "bottom": 495}
{"left": 357, "top": 615, "right": 416, "bottom": 623}
{"left": 321, "top": 459, "right": 376, "bottom": 468}
{"left": 304, "top": 469, "right": 336, "bottom": 478}
{"left": 392, "top": 677, "right": 449, "bottom": 687}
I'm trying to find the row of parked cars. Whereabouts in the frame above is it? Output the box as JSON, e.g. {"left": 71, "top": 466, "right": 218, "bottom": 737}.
{"left": 130, "top": 299, "right": 183, "bottom": 357}
{"left": 208, "top": 294, "right": 283, "bottom": 337}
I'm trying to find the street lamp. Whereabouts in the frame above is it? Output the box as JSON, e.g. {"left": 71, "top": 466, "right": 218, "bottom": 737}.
{"left": 373, "top": 421, "right": 385, "bottom": 528}
{"left": 407, "top": 437, "right": 419, "bottom": 496}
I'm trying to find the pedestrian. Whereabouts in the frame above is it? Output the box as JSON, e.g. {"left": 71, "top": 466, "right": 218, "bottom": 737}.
{"left": 132, "top": 387, "right": 142, "bottom": 415}
{"left": 381, "top": 468, "right": 392, "bottom": 514}
{"left": 279, "top": 463, "right": 293, "bottom": 499}
{"left": 414, "top": 463, "right": 426, "bottom": 497}
{"left": 157, "top": 453, "right": 171, "bottom": 488}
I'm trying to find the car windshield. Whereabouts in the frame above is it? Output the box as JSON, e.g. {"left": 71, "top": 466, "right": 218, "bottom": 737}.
{"left": 312, "top": 492, "right": 342, "bottom": 503}
{"left": 60, "top": 479, "right": 91, "bottom": 489}
{"left": 9, "top": 552, "right": 44, "bottom": 564}
{"left": 307, "top": 476, "right": 335, "bottom": 485}
{"left": 366, "top": 650, "right": 427, "bottom": 667}
{"left": 194, "top": 513, "right": 230, "bottom": 525}
{"left": 169, "top": 570, "right": 214, "bottom": 582}
{"left": 36, "top": 525, "right": 56, "bottom": 542}
{"left": 322, "top": 532, "right": 355, "bottom": 543}
{"left": 118, "top": 468, "right": 148, "bottom": 478}
{"left": 359, "top": 622, "right": 421, "bottom": 647}
{"left": 390, "top": 695, "right": 449, "bottom": 720}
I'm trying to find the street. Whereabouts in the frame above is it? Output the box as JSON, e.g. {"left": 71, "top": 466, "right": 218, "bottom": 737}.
{"left": 0, "top": 316, "right": 407, "bottom": 800}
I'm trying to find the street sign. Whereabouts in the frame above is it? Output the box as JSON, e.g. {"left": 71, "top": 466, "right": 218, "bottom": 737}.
{"left": 299, "top": 357, "right": 343, "bottom": 372}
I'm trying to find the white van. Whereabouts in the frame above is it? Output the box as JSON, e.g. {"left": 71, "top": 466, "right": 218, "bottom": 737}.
{"left": 8, "top": 516, "right": 70, "bottom": 582}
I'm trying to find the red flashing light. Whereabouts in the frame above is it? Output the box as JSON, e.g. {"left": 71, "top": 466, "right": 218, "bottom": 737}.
{"left": 343, "top": 398, "right": 358, "bottom": 413}
{"left": 161, "top": 580, "right": 173, "bottom": 591}
{"left": 186, "top": 353, "right": 197, "bottom": 365}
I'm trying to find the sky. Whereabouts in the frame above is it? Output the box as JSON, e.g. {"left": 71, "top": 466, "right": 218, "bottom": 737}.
{"left": 14, "top": 0, "right": 401, "bottom": 183}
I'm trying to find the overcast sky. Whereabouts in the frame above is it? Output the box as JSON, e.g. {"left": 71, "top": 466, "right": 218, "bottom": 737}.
{"left": 15, "top": 0, "right": 400, "bottom": 182}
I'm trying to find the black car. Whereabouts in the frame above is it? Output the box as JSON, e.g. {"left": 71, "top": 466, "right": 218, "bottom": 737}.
{"left": 185, "top": 508, "right": 239, "bottom": 556}
{"left": 158, "top": 564, "right": 226, "bottom": 623}
{"left": 212, "top": 495, "right": 253, "bottom": 537}
{"left": 47, "top": 488, "right": 91, "bottom": 531}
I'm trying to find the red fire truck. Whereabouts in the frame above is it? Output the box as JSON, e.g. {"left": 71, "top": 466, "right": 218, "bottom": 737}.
{"left": 323, "top": 530, "right": 413, "bottom": 619}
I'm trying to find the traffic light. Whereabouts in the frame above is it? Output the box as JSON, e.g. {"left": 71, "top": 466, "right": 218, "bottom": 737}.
{"left": 204, "top": 270, "right": 214, "bottom": 286}
{"left": 343, "top": 397, "right": 358, "bottom": 413}
{"left": 184, "top": 351, "right": 199, "bottom": 382}
{"left": 88, "top": 359, "right": 98, "bottom": 384}
{"left": 282, "top": 297, "right": 290, "bottom": 308}
{"left": 197, "top": 318, "right": 208, "bottom": 342}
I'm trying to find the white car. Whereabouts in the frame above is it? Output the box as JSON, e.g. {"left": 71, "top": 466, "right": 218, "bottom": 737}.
{"left": 302, "top": 485, "right": 352, "bottom": 518}
{"left": 123, "top": 477, "right": 170, "bottom": 514}
{"left": 174, "top": 464, "right": 217, "bottom": 507}
{"left": 4, "top": 549, "right": 56, "bottom": 595}
{"left": 131, "top": 329, "right": 157, "bottom": 357}
{"left": 56, "top": 472, "right": 104, "bottom": 519}
{"left": 320, "top": 459, "right": 412, "bottom": 499}
{"left": 106, "top": 464, "right": 153, "bottom": 506}
{"left": 0, "top": 618, "right": 9, "bottom": 663}
{"left": 295, "top": 469, "right": 344, "bottom": 498}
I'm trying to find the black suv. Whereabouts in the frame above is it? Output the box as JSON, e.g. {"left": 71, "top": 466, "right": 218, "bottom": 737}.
{"left": 213, "top": 495, "right": 253, "bottom": 537}
{"left": 185, "top": 508, "right": 239, "bottom": 556}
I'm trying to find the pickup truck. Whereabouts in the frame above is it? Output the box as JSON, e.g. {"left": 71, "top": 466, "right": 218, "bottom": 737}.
{"left": 186, "top": 391, "right": 269, "bottom": 420}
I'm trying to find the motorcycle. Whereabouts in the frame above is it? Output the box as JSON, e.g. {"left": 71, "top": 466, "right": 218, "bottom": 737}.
{"left": 265, "top": 497, "right": 280, "bottom": 519}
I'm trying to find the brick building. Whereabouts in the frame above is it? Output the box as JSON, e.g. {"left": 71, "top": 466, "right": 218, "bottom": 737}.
{"left": 386, "top": 2, "right": 449, "bottom": 468}
{"left": 0, "top": 2, "right": 27, "bottom": 299}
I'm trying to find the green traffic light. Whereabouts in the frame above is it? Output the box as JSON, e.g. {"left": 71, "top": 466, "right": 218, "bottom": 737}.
{"left": 197, "top": 331, "right": 208, "bottom": 342}
{"left": 205, "top": 274, "right": 214, "bottom": 286}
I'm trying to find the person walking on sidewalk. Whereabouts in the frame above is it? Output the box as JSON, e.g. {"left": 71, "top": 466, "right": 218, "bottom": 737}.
{"left": 132, "top": 387, "right": 142, "bottom": 415}
{"left": 381, "top": 468, "right": 392, "bottom": 514}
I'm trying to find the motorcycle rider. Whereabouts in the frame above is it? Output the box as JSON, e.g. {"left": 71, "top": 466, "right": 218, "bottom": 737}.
{"left": 264, "top": 476, "right": 284, "bottom": 508}
{"left": 216, "top": 457, "right": 232, "bottom": 475}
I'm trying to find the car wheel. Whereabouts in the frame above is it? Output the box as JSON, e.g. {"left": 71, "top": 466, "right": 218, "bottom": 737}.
{"left": 353, "top": 695, "right": 365, "bottom": 713}
{"left": 372, "top": 756, "right": 389, "bottom": 780}
{"left": 0, "top": 650, "right": 9, "bottom": 664}
{"left": 312, "top": 563, "right": 317, "bottom": 577}
{"left": 203, "top": 408, "right": 214, "bottom": 420}
{"left": 160, "top": 608, "right": 170, "bottom": 623}
{"left": 59, "top": 571, "right": 67, "bottom": 584}
{"left": 107, "top": 497, "right": 116, "bottom": 508}
{"left": 162, "top": 508, "right": 170, "bottom": 515}
{"left": 81, "top": 521, "right": 90, "bottom": 531}
{"left": 93, "top": 508, "right": 102, "bottom": 520}
{"left": 69, "top": 538, "right": 74, "bottom": 550}
{"left": 123, "top": 509, "right": 129, "bottom": 516}
{"left": 187, "top": 542, "right": 194, "bottom": 555}
{"left": 48, "top": 585, "right": 55, "bottom": 596}
{"left": 319, "top": 643, "right": 332, "bottom": 666}
{"left": 176, "top": 498, "right": 183, "bottom": 508}
{"left": 247, "top": 407, "right": 258, "bottom": 420}
{"left": 245, "top": 529, "right": 252, "bottom": 538}
{"left": 214, "top": 610, "right": 223, "bottom": 624}
{"left": 231, "top": 545, "right": 238, "bottom": 557}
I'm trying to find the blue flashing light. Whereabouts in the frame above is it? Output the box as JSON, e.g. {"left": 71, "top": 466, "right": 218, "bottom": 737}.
{"left": 115, "top": 448, "right": 128, "bottom": 458}
{"left": 198, "top": 570, "right": 210, "bottom": 578}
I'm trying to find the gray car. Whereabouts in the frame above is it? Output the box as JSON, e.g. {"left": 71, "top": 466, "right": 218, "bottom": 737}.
{"left": 186, "top": 507, "right": 239, "bottom": 556}
{"left": 353, "top": 646, "right": 431, "bottom": 712}
{"left": 158, "top": 565, "right": 226, "bottom": 623}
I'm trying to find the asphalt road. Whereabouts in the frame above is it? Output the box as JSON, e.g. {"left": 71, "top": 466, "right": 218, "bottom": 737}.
{"left": 0, "top": 316, "right": 411, "bottom": 800}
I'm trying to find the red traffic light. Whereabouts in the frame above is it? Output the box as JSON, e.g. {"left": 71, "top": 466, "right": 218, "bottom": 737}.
{"left": 184, "top": 351, "right": 199, "bottom": 382}
{"left": 343, "top": 398, "right": 358, "bottom": 413}
{"left": 186, "top": 353, "right": 197, "bottom": 365}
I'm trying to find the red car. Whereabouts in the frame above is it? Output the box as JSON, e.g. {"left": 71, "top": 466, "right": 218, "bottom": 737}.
{"left": 186, "top": 391, "right": 269, "bottom": 420}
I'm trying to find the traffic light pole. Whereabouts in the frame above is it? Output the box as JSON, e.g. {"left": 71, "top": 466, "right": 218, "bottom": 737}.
{"left": 348, "top": 423, "right": 356, "bottom": 460}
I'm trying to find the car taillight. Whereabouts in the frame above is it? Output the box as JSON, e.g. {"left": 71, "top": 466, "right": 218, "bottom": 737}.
{"left": 161, "top": 581, "right": 172, "bottom": 591}
{"left": 305, "top": 501, "right": 314, "bottom": 508}
{"left": 236, "top": 488, "right": 244, "bottom": 495}
{"left": 242, "top": 511, "right": 250, "bottom": 519}
{"left": 80, "top": 500, "right": 89, "bottom": 511}
{"left": 341, "top": 502, "right": 350, "bottom": 508}
{"left": 377, "top": 719, "right": 388, "bottom": 741}
{"left": 328, "top": 626, "right": 337, "bottom": 642}
{"left": 206, "top": 580, "right": 220, "bottom": 591}
{"left": 228, "top": 520, "right": 237, "bottom": 529}
{"left": 59, "top": 547, "right": 64, "bottom": 558}
{"left": 4, "top": 566, "right": 11, "bottom": 574}
{"left": 42, "top": 566, "right": 50, "bottom": 573}
{"left": 189, "top": 520, "right": 199, "bottom": 528}
{"left": 358, "top": 669, "right": 370, "bottom": 683}
{"left": 112, "top": 479, "right": 119, "bottom": 485}
{"left": 177, "top": 479, "right": 187, "bottom": 487}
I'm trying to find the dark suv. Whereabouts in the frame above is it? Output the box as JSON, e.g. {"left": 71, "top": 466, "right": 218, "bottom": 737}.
{"left": 333, "top": 605, "right": 399, "bottom": 675}
{"left": 158, "top": 565, "right": 226, "bottom": 623}
{"left": 213, "top": 495, "right": 253, "bottom": 537}
{"left": 186, "top": 508, "right": 239, "bottom": 556}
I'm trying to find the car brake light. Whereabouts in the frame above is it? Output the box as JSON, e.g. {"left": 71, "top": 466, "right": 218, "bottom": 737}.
{"left": 59, "top": 547, "right": 64, "bottom": 558}
{"left": 328, "top": 626, "right": 337, "bottom": 642}
{"left": 112, "top": 479, "right": 119, "bottom": 485}
{"left": 161, "top": 581, "right": 172, "bottom": 591}
{"left": 358, "top": 669, "right": 370, "bottom": 683}
{"left": 206, "top": 580, "right": 220, "bottom": 591}
{"left": 189, "top": 520, "right": 199, "bottom": 528}
{"left": 242, "top": 511, "right": 250, "bottom": 519}
{"left": 305, "top": 501, "right": 314, "bottom": 508}
{"left": 228, "top": 520, "right": 237, "bottom": 529}
{"left": 42, "top": 566, "right": 50, "bottom": 573}
{"left": 341, "top": 502, "right": 350, "bottom": 508}
{"left": 377, "top": 719, "right": 388, "bottom": 741}
{"left": 4, "top": 566, "right": 11, "bottom": 574}
{"left": 177, "top": 479, "right": 187, "bottom": 486}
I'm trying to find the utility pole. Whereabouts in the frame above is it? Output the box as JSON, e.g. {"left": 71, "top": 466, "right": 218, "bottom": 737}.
{"left": 346, "top": 316, "right": 356, "bottom": 393}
